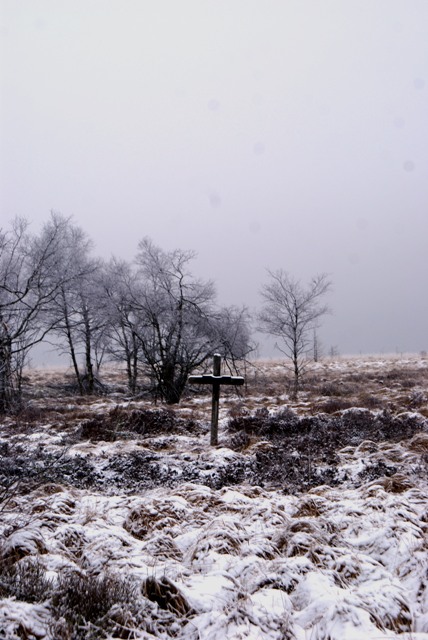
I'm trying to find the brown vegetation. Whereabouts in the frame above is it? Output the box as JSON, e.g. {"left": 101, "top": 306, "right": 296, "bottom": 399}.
{"left": 0, "top": 356, "right": 427, "bottom": 638}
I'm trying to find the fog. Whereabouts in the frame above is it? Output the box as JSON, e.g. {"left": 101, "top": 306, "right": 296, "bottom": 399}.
{"left": 1, "top": 1, "right": 428, "bottom": 358}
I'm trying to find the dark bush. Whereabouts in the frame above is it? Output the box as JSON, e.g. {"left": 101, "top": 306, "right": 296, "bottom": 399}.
{"left": 356, "top": 461, "right": 398, "bottom": 484}
{"left": 80, "top": 413, "right": 118, "bottom": 441}
{"left": 50, "top": 570, "right": 140, "bottom": 638}
{"left": 52, "top": 571, "right": 136, "bottom": 623}
{"left": 79, "top": 406, "right": 199, "bottom": 442}
{"left": 0, "top": 447, "right": 102, "bottom": 494}
{"left": 49, "top": 570, "right": 187, "bottom": 639}
{"left": 226, "top": 407, "right": 427, "bottom": 491}
{"left": 253, "top": 446, "right": 339, "bottom": 492}
{"left": 0, "top": 557, "right": 52, "bottom": 603}
{"left": 228, "top": 406, "right": 300, "bottom": 438}
{"left": 107, "top": 450, "right": 168, "bottom": 490}
{"left": 228, "top": 407, "right": 426, "bottom": 448}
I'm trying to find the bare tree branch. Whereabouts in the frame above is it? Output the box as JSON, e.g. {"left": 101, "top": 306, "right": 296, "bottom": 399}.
{"left": 258, "top": 270, "right": 332, "bottom": 398}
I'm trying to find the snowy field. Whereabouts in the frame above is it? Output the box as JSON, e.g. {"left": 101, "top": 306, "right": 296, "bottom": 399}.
{"left": 1, "top": 356, "right": 428, "bottom": 639}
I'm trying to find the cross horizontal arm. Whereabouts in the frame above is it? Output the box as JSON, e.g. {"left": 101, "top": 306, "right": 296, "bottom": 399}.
{"left": 188, "top": 374, "right": 245, "bottom": 386}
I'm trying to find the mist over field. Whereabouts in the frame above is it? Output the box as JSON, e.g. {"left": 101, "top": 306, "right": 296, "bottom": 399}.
{"left": 2, "top": 1, "right": 428, "bottom": 357}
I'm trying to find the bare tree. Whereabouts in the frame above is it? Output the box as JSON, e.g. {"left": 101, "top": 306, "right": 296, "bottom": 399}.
{"left": 313, "top": 328, "right": 323, "bottom": 363}
{"left": 258, "top": 271, "right": 331, "bottom": 398}
{"left": 41, "top": 218, "right": 111, "bottom": 394}
{"left": 59, "top": 266, "right": 108, "bottom": 394}
{"left": 0, "top": 213, "right": 87, "bottom": 411}
{"left": 45, "top": 223, "right": 100, "bottom": 393}
{"left": 132, "top": 238, "right": 218, "bottom": 403}
{"left": 117, "top": 238, "right": 254, "bottom": 404}
{"left": 211, "top": 305, "right": 256, "bottom": 374}
{"left": 101, "top": 257, "right": 143, "bottom": 395}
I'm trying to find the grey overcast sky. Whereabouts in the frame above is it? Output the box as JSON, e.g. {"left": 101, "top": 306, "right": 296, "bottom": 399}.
{"left": 1, "top": 1, "right": 428, "bottom": 357}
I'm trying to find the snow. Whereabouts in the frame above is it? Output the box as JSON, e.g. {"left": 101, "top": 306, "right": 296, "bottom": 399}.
{"left": 0, "top": 600, "right": 50, "bottom": 639}
{"left": 2, "top": 473, "right": 428, "bottom": 638}
{"left": 1, "top": 356, "right": 428, "bottom": 638}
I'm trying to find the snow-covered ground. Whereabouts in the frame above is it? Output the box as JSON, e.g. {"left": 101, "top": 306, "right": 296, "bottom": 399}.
{"left": 1, "top": 356, "right": 428, "bottom": 639}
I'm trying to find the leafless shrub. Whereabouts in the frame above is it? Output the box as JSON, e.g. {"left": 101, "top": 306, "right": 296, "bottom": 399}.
{"left": 384, "top": 368, "right": 407, "bottom": 382}
{"left": 227, "top": 429, "right": 251, "bottom": 451}
{"left": 227, "top": 403, "right": 250, "bottom": 419}
{"left": 0, "top": 445, "right": 101, "bottom": 495}
{"left": 0, "top": 556, "right": 52, "bottom": 602}
{"left": 79, "top": 413, "right": 118, "bottom": 442}
{"left": 227, "top": 406, "right": 427, "bottom": 490}
{"left": 3, "top": 404, "right": 48, "bottom": 427}
{"left": 124, "top": 407, "right": 195, "bottom": 435}
{"left": 400, "top": 377, "right": 418, "bottom": 389}
{"left": 357, "top": 460, "right": 399, "bottom": 485}
{"left": 228, "top": 406, "right": 300, "bottom": 438}
{"left": 50, "top": 570, "right": 143, "bottom": 638}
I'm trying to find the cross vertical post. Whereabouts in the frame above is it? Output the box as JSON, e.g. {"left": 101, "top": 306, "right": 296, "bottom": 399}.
{"left": 188, "top": 353, "right": 245, "bottom": 446}
{"left": 210, "top": 353, "right": 221, "bottom": 446}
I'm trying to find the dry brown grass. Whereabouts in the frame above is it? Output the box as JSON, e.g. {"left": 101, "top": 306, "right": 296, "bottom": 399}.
{"left": 141, "top": 576, "right": 194, "bottom": 617}
{"left": 408, "top": 432, "right": 428, "bottom": 452}
{"left": 293, "top": 497, "right": 325, "bottom": 518}
{"left": 1, "top": 354, "right": 425, "bottom": 497}
{"left": 369, "top": 473, "right": 416, "bottom": 493}
{"left": 17, "top": 354, "right": 428, "bottom": 420}
{"left": 4, "top": 356, "right": 426, "bottom": 640}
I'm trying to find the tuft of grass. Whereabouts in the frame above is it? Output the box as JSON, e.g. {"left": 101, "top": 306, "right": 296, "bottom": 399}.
{"left": 293, "top": 497, "right": 325, "bottom": 518}
{"left": 376, "top": 473, "right": 415, "bottom": 493}
{"left": 142, "top": 576, "right": 194, "bottom": 617}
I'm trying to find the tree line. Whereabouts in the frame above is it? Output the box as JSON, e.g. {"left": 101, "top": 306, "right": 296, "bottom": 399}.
{"left": 0, "top": 212, "right": 331, "bottom": 413}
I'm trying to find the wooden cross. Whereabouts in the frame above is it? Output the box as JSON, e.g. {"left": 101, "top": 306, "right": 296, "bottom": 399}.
{"left": 188, "top": 353, "right": 244, "bottom": 446}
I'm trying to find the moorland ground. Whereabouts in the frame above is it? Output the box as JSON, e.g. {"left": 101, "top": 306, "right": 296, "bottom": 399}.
{"left": 1, "top": 355, "right": 428, "bottom": 639}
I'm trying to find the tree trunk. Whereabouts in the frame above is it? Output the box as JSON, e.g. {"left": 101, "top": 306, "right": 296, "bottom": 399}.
{"left": 65, "top": 316, "right": 84, "bottom": 395}
{"left": 0, "top": 332, "right": 14, "bottom": 413}
{"left": 160, "top": 364, "right": 186, "bottom": 404}
{"left": 82, "top": 305, "right": 95, "bottom": 394}
{"left": 0, "top": 347, "right": 11, "bottom": 413}
{"left": 59, "top": 288, "right": 84, "bottom": 395}
{"left": 292, "top": 343, "right": 299, "bottom": 400}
